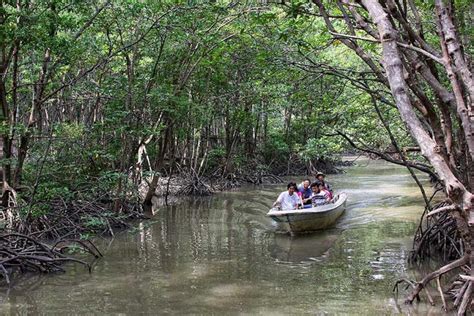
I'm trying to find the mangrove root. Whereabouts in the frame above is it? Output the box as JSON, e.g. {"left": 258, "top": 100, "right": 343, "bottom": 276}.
{"left": 0, "top": 233, "right": 102, "bottom": 286}
{"left": 11, "top": 198, "right": 144, "bottom": 240}
{"left": 396, "top": 200, "right": 473, "bottom": 313}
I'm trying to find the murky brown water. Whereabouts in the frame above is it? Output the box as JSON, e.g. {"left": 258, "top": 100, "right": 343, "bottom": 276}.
{"left": 1, "top": 159, "right": 449, "bottom": 315}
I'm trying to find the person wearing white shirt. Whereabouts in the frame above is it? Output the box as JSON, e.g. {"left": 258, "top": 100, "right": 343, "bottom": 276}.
{"left": 273, "top": 182, "right": 301, "bottom": 211}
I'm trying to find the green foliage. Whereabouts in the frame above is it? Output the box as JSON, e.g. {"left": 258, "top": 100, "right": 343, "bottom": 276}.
{"left": 55, "top": 122, "right": 85, "bottom": 139}
{"left": 263, "top": 132, "right": 290, "bottom": 162}
{"left": 207, "top": 147, "right": 226, "bottom": 170}
{"left": 3, "top": 0, "right": 421, "bottom": 217}
{"left": 26, "top": 204, "right": 50, "bottom": 219}
{"left": 299, "top": 137, "right": 344, "bottom": 162}
{"left": 35, "top": 184, "right": 74, "bottom": 202}
{"left": 82, "top": 215, "right": 106, "bottom": 229}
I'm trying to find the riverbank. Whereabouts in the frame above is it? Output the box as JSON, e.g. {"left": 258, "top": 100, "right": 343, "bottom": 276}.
{"left": 146, "top": 156, "right": 354, "bottom": 205}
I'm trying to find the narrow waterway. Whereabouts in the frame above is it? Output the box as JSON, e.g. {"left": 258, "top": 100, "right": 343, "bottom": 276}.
{"left": 2, "top": 159, "right": 446, "bottom": 314}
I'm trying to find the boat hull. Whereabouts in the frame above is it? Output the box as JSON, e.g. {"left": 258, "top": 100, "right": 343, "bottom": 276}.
{"left": 267, "top": 193, "right": 347, "bottom": 234}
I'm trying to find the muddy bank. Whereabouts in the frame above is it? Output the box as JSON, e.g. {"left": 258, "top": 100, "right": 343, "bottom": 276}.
{"left": 148, "top": 156, "right": 352, "bottom": 199}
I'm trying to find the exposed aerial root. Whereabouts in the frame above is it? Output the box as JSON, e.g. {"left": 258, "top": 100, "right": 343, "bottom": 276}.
{"left": 410, "top": 200, "right": 462, "bottom": 263}
{"left": 403, "top": 255, "right": 468, "bottom": 304}
{"left": 0, "top": 233, "right": 102, "bottom": 285}
{"left": 10, "top": 198, "right": 144, "bottom": 240}
{"left": 395, "top": 198, "right": 474, "bottom": 314}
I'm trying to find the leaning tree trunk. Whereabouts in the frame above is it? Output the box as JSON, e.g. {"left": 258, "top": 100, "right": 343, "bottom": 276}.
{"left": 360, "top": 0, "right": 474, "bottom": 313}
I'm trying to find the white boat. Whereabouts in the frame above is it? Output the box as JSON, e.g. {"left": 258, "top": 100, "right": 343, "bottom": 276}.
{"left": 267, "top": 193, "right": 347, "bottom": 234}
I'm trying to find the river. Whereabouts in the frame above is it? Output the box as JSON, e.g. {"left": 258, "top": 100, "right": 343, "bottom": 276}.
{"left": 1, "top": 158, "right": 447, "bottom": 314}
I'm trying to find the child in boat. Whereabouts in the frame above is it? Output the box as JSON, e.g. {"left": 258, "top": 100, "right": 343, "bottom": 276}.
{"left": 273, "top": 182, "right": 301, "bottom": 211}
{"left": 315, "top": 172, "right": 333, "bottom": 198}
{"left": 318, "top": 181, "right": 333, "bottom": 201}
{"left": 310, "top": 181, "right": 330, "bottom": 206}
{"left": 298, "top": 179, "right": 312, "bottom": 206}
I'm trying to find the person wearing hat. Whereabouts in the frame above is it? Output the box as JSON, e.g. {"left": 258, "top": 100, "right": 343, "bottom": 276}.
{"left": 315, "top": 172, "right": 333, "bottom": 197}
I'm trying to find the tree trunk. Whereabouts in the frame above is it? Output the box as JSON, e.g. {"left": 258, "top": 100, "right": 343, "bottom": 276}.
{"left": 360, "top": 0, "right": 474, "bottom": 310}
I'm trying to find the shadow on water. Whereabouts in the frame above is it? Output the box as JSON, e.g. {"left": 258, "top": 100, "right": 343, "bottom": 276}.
{"left": 0, "top": 158, "right": 452, "bottom": 315}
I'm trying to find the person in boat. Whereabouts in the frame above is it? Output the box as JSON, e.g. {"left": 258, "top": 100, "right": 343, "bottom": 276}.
{"left": 298, "top": 179, "right": 312, "bottom": 206}
{"left": 318, "top": 181, "right": 333, "bottom": 201}
{"left": 273, "top": 182, "right": 301, "bottom": 211}
{"left": 311, "top": 181, "right": 331, "bottom": 206}
{"left": 315, "top": 172, "right": 333, "bottom": 198}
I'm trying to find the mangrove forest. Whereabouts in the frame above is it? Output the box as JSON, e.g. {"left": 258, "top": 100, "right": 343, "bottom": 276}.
{"left": 0, "top": 0, "right": 473, "bottom": 314}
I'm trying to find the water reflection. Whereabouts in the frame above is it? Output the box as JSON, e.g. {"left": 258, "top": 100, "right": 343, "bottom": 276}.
{"left": 270, "top": 231, "right": 339, "bottom": 264}
{"left": 1, "top": 158, "right": 448, "bottom": 315}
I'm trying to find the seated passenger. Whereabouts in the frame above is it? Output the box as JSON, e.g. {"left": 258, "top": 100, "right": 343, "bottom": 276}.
{"left": 315, "top": 172, "right": 333, "bottom": 197}
{"left": 311, "top": 181, "right": 331, "bottom": 206}
{"left": 318, "top": 181, "right": 333, "bottom": 201}
{"left": 298, "top": 179, "right": 312, "bottom": 205}
{"left": 273, "top": 182, "right": 301, "bottom": 211}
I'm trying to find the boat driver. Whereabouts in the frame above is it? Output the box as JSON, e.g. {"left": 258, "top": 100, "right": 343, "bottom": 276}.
{"left": 311, "top": 181, "right": 331, "bottom": 206}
